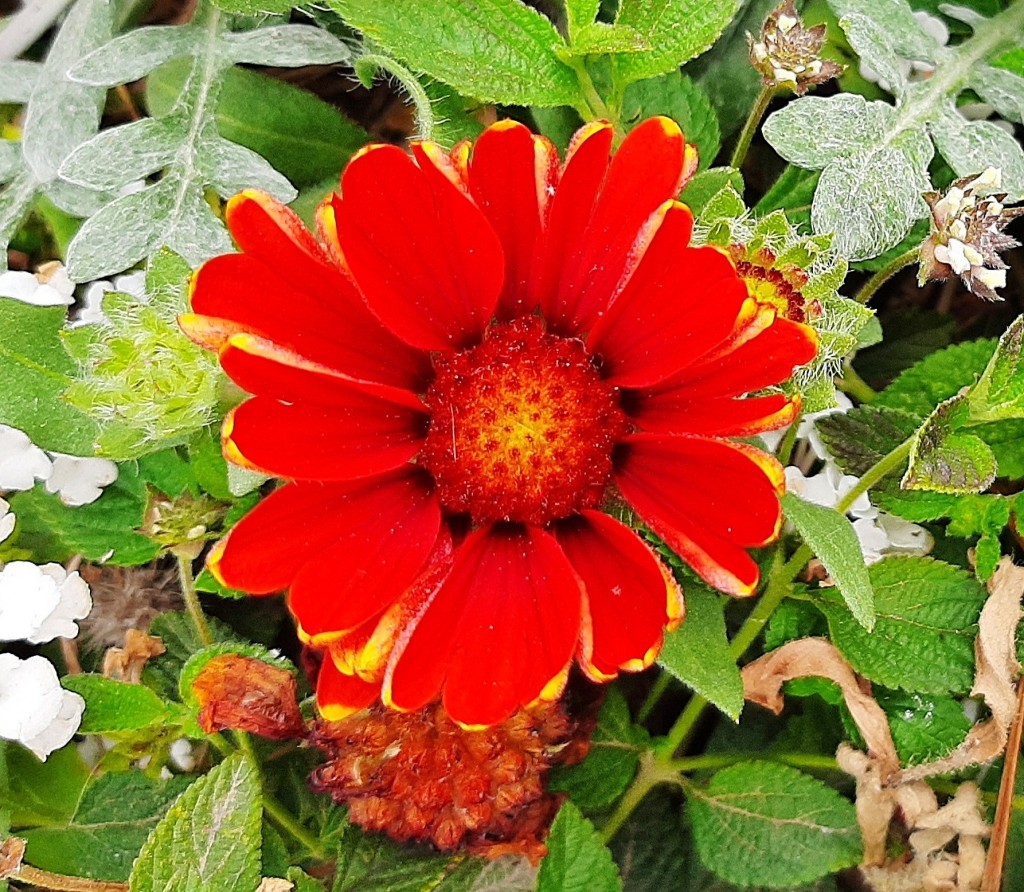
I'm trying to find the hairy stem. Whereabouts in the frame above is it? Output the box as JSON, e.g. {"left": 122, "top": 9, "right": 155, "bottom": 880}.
{"left": 852, "top": 247, "right": 919, "bottom": 305}
{"left": 730, "top": 84, "right": 776, "bottom": 170}
{"left": 355, "top": 54, "right": 435, "bottom": 140}
{"left": 176, "top": 552, "right": 212, "bottom": 648}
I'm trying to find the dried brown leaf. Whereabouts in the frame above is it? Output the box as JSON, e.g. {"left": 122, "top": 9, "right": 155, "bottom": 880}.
{"left": 972, "top": 557, "right": 1023, "bottom": 728}
{"left": 0, "top": 837, "right": 26, "bottom": 880}
{"left": 256, "top": 879, "right": 293, "bottom": 892}
{"left": 102, "top": 628, "right": 166, "bottom": 684}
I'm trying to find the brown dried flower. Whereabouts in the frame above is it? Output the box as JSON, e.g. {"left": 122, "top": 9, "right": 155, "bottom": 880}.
{"left": 310, "top": 699, "right": 590, "bottom": 863}
{"left": 748, "top": 0, "right": 843, "bottom": 95}
{"left": 919, "top": 168, "right": 1024, "bottom": 301}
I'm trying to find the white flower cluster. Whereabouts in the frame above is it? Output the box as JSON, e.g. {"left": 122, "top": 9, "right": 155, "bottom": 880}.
{"left": 767, "top": 395, "right": 933, "bottom": 565}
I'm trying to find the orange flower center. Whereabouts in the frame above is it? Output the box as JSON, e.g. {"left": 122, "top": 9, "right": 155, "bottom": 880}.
{"left": 421, "top": 317, "right": 628, "bottom": 526}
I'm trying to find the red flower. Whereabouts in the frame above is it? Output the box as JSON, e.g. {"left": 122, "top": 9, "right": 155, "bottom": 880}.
{"left": 183, "top": 117, "right": 818, "bottom": 728}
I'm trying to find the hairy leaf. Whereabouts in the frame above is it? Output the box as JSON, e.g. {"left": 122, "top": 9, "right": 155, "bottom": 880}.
{"left": 537, "top": 801, "right": 621, "bottom": 892}
{"left": 61, "top": 675, "right": 173, "bottom": 734}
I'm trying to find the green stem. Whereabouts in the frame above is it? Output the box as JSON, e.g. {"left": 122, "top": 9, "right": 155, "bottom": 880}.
{"left": 568, "top": 57, "right": 623, "bottom": 139}
{"left": 852, "top": 247, "right": 918, "bottom": 305}
{"left": 835, "top": 437, "right": 914, "bottom": 515}
{"left": 837, "top": 361, "right": 878, "bottom": 404}
{"left": 597, "top": 753, "right": 677, "bottom": 845}
{"left": 777, "top": 412, "right": 802, "bottom": 467}
{"left": 176, "top": 552, "right": 212, "bottom": 648}
{"left": 355, "top": 54, "right": 434, "bottom": 140}
{"left": 637, "top": 671, "right": 673, "bottom": 724}
{"left": 730, "top": 84, "right": 776, "bottom": 170}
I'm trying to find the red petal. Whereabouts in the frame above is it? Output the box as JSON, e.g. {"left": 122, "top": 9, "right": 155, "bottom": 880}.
{"left": 615, "top": 434, "right": 784, "bottom": 596}
{"left": 218, "top": 333, "right": 425, "bottom": 411}
{"left": 588, "top": 210, "right": 750, "bottom": 386}
{"left": 288, "top": 479, "right": 441, "bottom": 640}
{"left": 626, "top": 391, "right": 799, "bottom": 437}
{"left": 384, "top": 524, "right": 581, "bottom": 727}
{"left": 555, "top": 511, "right": 679, "bottom": 681}
{"left": 189, "top": 254, "right": 428, "bottom": 390}
{"left": 333, "top": 144, "right": 503, "bottom": 350}
{"left": 673, "top": 316, "right": 820, "bottom": 398}
{"left": 223, "top": 394, "right": 426, "bottom": 481}
{"left": 468, "top": 120, "right": 558, "bottom": 320}
{"left": 208, "top": 468, "right": 435, "bottom": 595}
{"left": 316, "top": 655, "right": 379, "bottom": 720}
{"left": 540, "top": 118, "right": 689, "bottom": 336}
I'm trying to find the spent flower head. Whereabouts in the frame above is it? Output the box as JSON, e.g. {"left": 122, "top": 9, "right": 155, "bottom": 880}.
{"left": 748, "top": 0, "right": 843, "bottom": 95}
{"left": 920, "top": 168, "right": 1024, "bottom": 301}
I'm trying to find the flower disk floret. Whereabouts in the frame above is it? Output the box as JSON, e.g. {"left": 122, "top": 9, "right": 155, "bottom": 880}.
{"left": 182, "top": 117, "right": 819, "bottom": 728}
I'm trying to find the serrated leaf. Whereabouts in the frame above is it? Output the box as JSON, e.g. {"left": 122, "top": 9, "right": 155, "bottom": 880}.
{"left": 815, "top": 406, "right": 921, "bottom": 478}
{"left": 621, "top": 71, "right": 720, "bottom": 170}
{"left": 20, "top": 772, "right": 192, "bottom": 881}
{"left": 817, "top": 556, "right": 986, "bottom": 695}
{"left": 287, "top": 868, "right": 327, "bottom": 892}
{"left": 657, "top": 584, "right": 744, "bottom": 720}
{"left": 875, "top": 689, "right": 971, "bottom": 766}
{"left": 328, "top": 0, "right": 580, "bottom": 107}
{"left": 61, "top": 675, "right": 173, "bottom": 734}
{"left": 548, "top": 687, "right": 650, "bottom": 809}
{"left": 930, "top": 106, "right": 1024, "bottom": 200}
{"left": 902, "top": 391, "right": 997, "bottom": 494}
{"left": 688, "top": 761, "right": 860, "bottom": 888}
{"left": 129, "top": 755, "right": 262, "bottom": 892}
{"left": 537, "top": 801, "right": 621, "bottom": 892}
{"left": 608, "top": 789, "right": 687, "bottom": 892}
{"left": 612, "top": 0, "right": 740, "bottom": 85}
{"left": 837, "top": 12, "right": 908, "bottom": 94}
{"left": 566, "top": 0, "right": 600, "bottom": 33}
{"left": 570, "top": 22, "right": 650, "bottom": 54}
{"left": 781, "top": 493, "right": 875, "bottom": 629}
{"left": 972, "top": 314, "right": 1024, "bottom": 419}
{"left": 679, "top": 168, "right": 743, "bottom": 214}
{"left": 829, "top": 0, "right": 941, "bottom": 62}
{"left": 0, "top": 300, "right": 98, "bottom": 454}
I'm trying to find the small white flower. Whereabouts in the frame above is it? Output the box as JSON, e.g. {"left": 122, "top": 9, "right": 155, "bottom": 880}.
{"left": 169, "top": 738, "right": 196, "bottom": 772}
{"left": 0, "top": 498, "right": 14, "bottom": 545}
{"left": 0, "top": 424, "right": 53, "bottom": 490}
{"left": 45, "top": 454, "right": 118, "bottom": 506}
{"left": 784, "top": 464, "right": 876, "bottom": 519}
{"left": 0, "top": 262, "right": 75, "bottom": 307}
{"left": 0, "top": 561, "right": 92, "bottom": 643}
{"left": 0, "top": 653, "right": 84, "bottom": 760}
{"left": 796, "top": 392, "right": 854, "bottom": 460}
{"left": 70, "top": 270, "right": 147, "bottom": 328}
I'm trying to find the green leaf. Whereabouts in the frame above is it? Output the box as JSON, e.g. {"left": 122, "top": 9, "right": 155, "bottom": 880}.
{"left": 20, "top": 772, "right": 192, "bottom": 881}
{"left": 687, "top": 762, "right": 861, "bottom": 888}
{"left": 0, "top": 300, "right": 98, "bottom": 454}
{"left": 612, "top": 0, "right": 740, "bottom": 85}
{"left": 331, "top": 816, "right": 474, "bottom": 891}
{"left": 678, "top": 167, "right": 743, "bottom": 215}
{"left": 570, "top": 22, "right": 650, "bottom": 54}
{"left": 208, "top": 0, "right": 295, "bottom": 14}
{"left": 874, "top": 338, "right": 996, "bottom": 416}
{"left": 328, "top": 0, "right": 580, "bottom": 107}
{"left": 548, "top": 687, "right": 650, "bottom": 809}
{"left": 902, "top": 392, "right": 997, "bottom": 494}
{"left": 129, "top": 755, "right": 262, "bottom": 892}
{"left": 781, "top": 493, "right": 875, "bottom": 630}
{"left": 657, "top": 584, "right": 744, "bottom": 720}
{"left": 972, "top": 315, "right": 1024, "bottom": 420}
{"left": 608, "top": 788, "right": 687, "bottom": 892}
{"left": 61, "top": 675, "right": 173, "bottom": 734}
{"left": 3, "top": 743, "right": 90, "bottom": 829}
{"left": 755, "top": 164, "right": 820, "bottom": 217}
{"left": 537, "top": 801, "right": 622, "bottom": 892}
{"left": 621, "top": 72, "right": 720, "bottom": 169}
{"left": 147, "top": 63, "right": 368, "bottom": 189}
{"left": 287, "top": 868, "right": 327, "bottom": 892}
{"left": 142, "top": 610, "right": 248, "bottom": 702}
{"left": 764, "top": 597, "right": 828, "bottom": 651}
{"left": 875, "top": 689, "right": 971, "bottom": 767}
{"left": 818, "top": 556, "right": 986, "bottom": 695}
{"left": 8, "top": 463, "right": 160, "bottom": 566}
{"left": 854, "top": 308, "right": 955, "bottom": 388}
{"left": 566, "top": 0, "right": 600, "bottom": 33}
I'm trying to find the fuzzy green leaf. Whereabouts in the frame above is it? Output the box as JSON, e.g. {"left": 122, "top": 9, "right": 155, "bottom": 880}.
{"left": 328, "top": 0, "right": 580, "bottom": 106}
{"left": 61, "top": 675, "right": 173, "bottom": 734}
{"left": 608, "top": 789, "right": 687, "bottom": 892}
{"left": 3, "top": 743, "right": 90, "bottom": 828}
{"left": 657, "top": 584, "right": 744, "bottom": 720}
{"left": 678, "top": 168, "right": 743, "bottom": 214}
{"left": 612, "top": 0, "right": 740, "bottom": 85}
{"left": 688, "top": 761, "right": 860, "bottom": 888}
{"left": 972, "top": 315, "right": 1024, "bottom": 420}
{"left": 548, "top": 687, "right": 650, "bottom": 809}
{"left": 621, "top": 71, "right": 720, "bottom": 169}
{"left": 818, "top": 556, "right": 986, "bottom": 695}
{"left": 129, "top": 755, "right": 262, "bottom": 892}
{"left": 814, "top": 405, "right": 922, "bottom": 477}
{"left": 874, "top": 338, "right": 996, "bottom": 416}
{"left": 569, "top": 22, "right": 650, "bottom": 54}
{"left": 902, "top": 392, "right": 997, "bottom": 494}
{"left": 537, "top": 801, "right": 622, "bottom": 892}
{"left": 781, "top": 493, "right": 875, "bottom": 629}
{"left": 0, "top": 300, "right": 98, "bottom": 454}
{"left": 142, "top": 611, "right": 248, "bottom": 702}
{"left": 566, "top": 0, "right": 600, "bottom": 33}
{"left": 20, "top": 773, "right": 192, "bottom": 881}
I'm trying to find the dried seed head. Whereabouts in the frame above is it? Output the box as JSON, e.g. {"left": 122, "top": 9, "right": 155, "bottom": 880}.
{"left": 748, "top": 0, "right": 843, "bottom": 95}
{"left": 78, "top": 562, "right": 181, "bottom": 649}
{"left": 310, "top": 698, "right": 591, "bottom": 863}
{"left": 919, "top": 168, "right": 1024, "bottom": 301}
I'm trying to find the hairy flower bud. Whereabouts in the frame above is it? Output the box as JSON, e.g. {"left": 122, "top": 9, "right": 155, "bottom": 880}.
{"left": 748, "top": 0, "right": 843, "bottom": 95}
{"left": 919, "top": 168, "right": 1024, "bottom": 301}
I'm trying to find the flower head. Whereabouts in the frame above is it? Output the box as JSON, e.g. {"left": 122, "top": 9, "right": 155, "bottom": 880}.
{"left": 919, "top": 168, "right": 1024, "bottom": 301}
{"left": 185, "top": 118, "right": 818, "bottom": 727}
{"left": 748, "top": 0, "right": 843, "bottom": 95}
{"left": 0, "top": 653, "right": 84, "bottom": 760}
{"left": 0, "top": 561, "right": 91, "bottom": 644}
